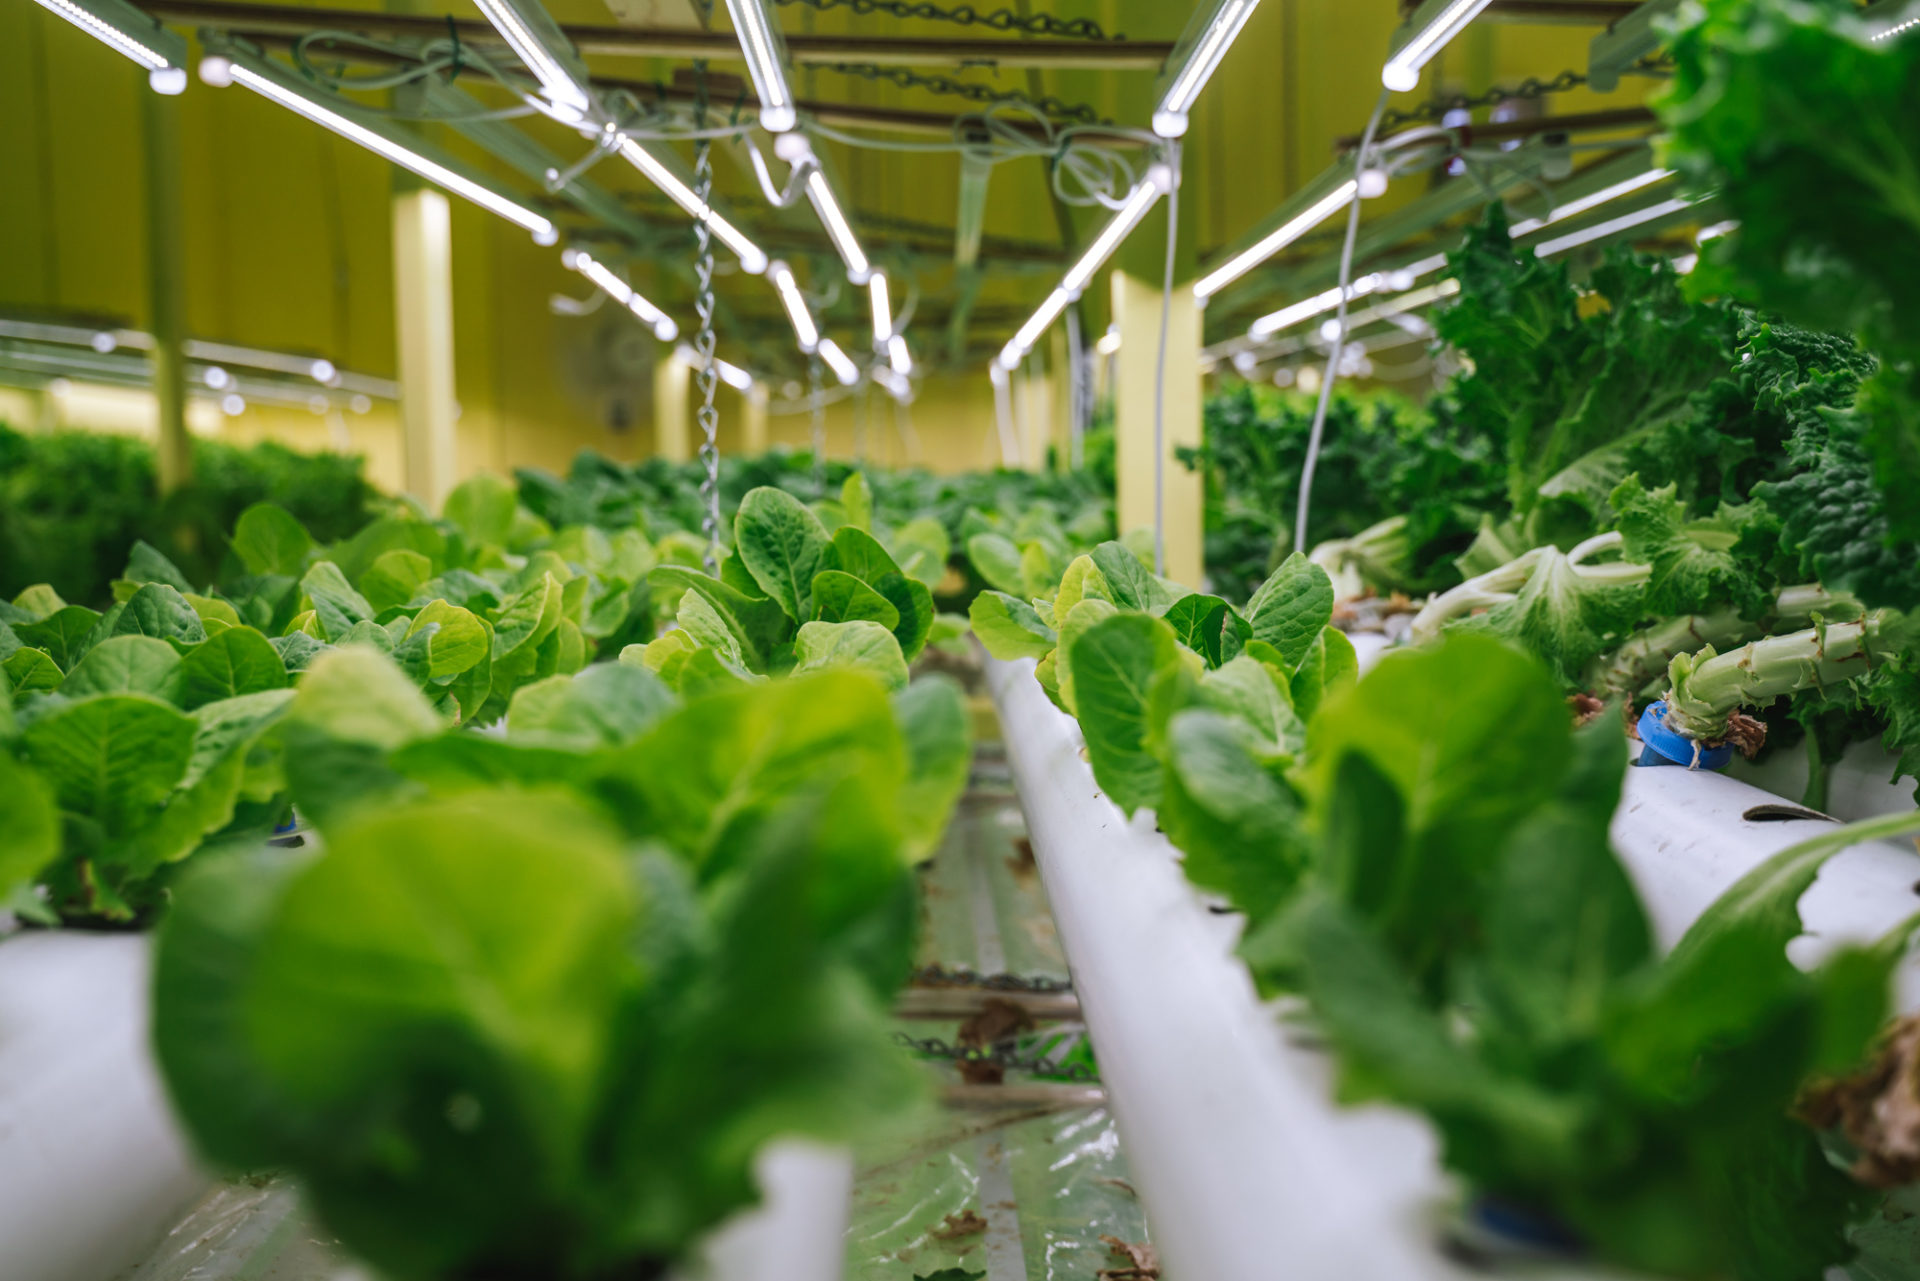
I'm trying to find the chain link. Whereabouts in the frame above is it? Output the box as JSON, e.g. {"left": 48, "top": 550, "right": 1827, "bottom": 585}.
{"left": 808, "top": 354, "right": 827, "bottom": 493}
{"left": 1378, "top": 56, "right": 1676, "bottom": 133}
{"left": 774, "top": 0, "right": 1120, "bottom": 40}
{"left": 822, "top": 61, "right": 1106, "bottom": 126}
{"left": 692, "top": 65, "right": 723, "bottom": 576}
{"left": 893, "top": 1031, "right": 1100, "bottom": 1082}
{"left": 910, "top": 963, "right": 1073, "bottom": 993}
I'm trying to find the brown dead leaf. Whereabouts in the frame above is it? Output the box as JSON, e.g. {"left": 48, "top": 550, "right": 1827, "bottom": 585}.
{"left": 1720, "top": 710, "right": 1768, "bottom": 760}
{"left": 1097, "top": 1235, "right": 1161, "bottom": 1279}
{"left": 1799, "top": 1015, "right": 1920, "bottom": 1188}
{"left": 1568, "top": 693, "right": 1606, "bottom": 726}
{"left": 1005, "top": 836, "right": 1037, "bottom": 883}
{"left": 959, "top": 997, "right": 1035, "bottom": 1049}
{"left": 957, "top": 1058, "right": 1005, "bottom": 1085}
{"left": 929, "top": 1209, "right": 988, "bottom": 1241}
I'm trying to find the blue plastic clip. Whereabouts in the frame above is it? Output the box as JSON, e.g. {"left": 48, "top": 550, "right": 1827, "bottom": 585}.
{"left": 1635, "top": 700, "right": 1733, "bottom": 771}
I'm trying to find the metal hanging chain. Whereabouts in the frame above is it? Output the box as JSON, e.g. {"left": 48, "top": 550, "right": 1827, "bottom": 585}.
{"left": 910, "top": 963, "right": 1073, "bottom": 993}
{"left": 808, "top": 354, "right": 827, "bottom": 493}
{"left": 1377, "top": 56, "right": 1674, "bottom": 133}
{"left": 693, "top": 64, "right": 723, "bottom": 574}
{"left": 774, "top": 0, "right": 1121, "bottom": 41}
{"left": 821, "top": 62, "right": 1107, "bottom": 126}
{"left": 893, "top": 1031, "right": 1100, "bottom": 1082}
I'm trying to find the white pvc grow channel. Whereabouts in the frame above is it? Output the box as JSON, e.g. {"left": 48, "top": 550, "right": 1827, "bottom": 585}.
{"left": 0, "top": 923, "right": 854, "bottom": 1281}
{"left": 983, "top": 650, "right": 1920, "bottom": 1281}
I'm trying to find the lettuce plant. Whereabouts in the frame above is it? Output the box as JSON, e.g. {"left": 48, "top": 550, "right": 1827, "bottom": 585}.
{"left": 152, "top": 650, "right": 968, "bottom": 1281}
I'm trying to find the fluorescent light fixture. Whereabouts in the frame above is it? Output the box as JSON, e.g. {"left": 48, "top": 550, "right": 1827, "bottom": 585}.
{"left": 999, "top": 164, "right": 1172, "bottom": 371}
{"left": 617, "top": 139, "right": 769, "bottom": 274}
{"left": 1535, "top": 197, "right": 1696, "bottom": 258}
{"left": 674, "top": 343, "right": 755, "bottom": 391}
{"left": 1152, "top": 0, "right": 1262, "bottom": 138}
{"left": 806, "top": 168, "right": 871, "bottom": 282}
{"left": 868, "top": 273, "right": 893, "bottom": 346}
{"left": 1248, "top": 251, "right": 1447, "bottom": 338}
{"left": 721, "top": 0, "right": 798, "bottom": 134}
{"left": 563, "top": 249, "right": 677, "bottom": 341}
{"left": 33, "top": 0, "right": 188, "bottom": 89}
{"left": 472, "top": 0, "right": 591, "bottom": 121}
{"left": 816, "top": 338, "right": 859, "bottom": 386}
{"left": 887, "top": 334, "right": 912, "bottom": 377}
{"left": 768, "top": 260, "right": 820, "bottom": 353}
{"left": 1096, "top": 327, "right": 1121, "bottom": 357}
{"left": 1509, "top": 168, "right": 1674, "bottom": 235}
{"left": 1383, "top": 0, "right": 1495, "bottom": 93}
{"left": 1194, "top": 177, "right": 1358, "bottom": 300}
{"left": 212, "top": 49, "right": 558, "bottom": 243}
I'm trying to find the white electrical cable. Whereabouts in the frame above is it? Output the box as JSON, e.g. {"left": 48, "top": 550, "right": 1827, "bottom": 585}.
{"left": 1295, "top": 90, "right": 1388, "bottom": 557}
{"left": 1153, "top": 143, "right": 1180, "bottom": 578}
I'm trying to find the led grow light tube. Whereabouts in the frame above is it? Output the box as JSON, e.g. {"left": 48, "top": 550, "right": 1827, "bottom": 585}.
{"left": 1509, "top": 167, "right": 1675, "bottom": 236}
{"left": 816, "top": 338, "right": 859, "bottom": 386}
{"left": 1535, "top": 196, "right": 1696, "bottom": 257}
{"left": 868, "top": 273, "right": 894, "bottom": 346}
{"left": 887, "top": 335, "right": 912, "bottom": 377}
{"left": 721, "top": 0, "right": 798, "bottom": 134}
{"left": 806, "top": 169, "right": 871, "bottom": 282}
{"left": 1152, "top": 0, "right": 1263, "bottom": 139}
{"left": 1248, "top": 251, "right": 1447, "bottom": 339}
{"left": 1871, "top": 12, "right": 1920, "bottom": 40}
{"left": 563, "top": 249, "right": 676, "bottom": 341}
{"left": 674, "top": 343, "right": 755, "bottom": 391}
{"left": 1194, "top": 178, "right": 1357, "bottom": 300}
{"left": 212, "top": 53, "right": 557, "bottom": 243}
{"left": 768, "top": 261, "right": 820, "bottom": 353}
{"left": 472, "top": 0, "right": 591, "bottom": 121}
{"left": 34, "top": 0, "right": 188, "bottom": 90}
{"left": 1096, "top": 327, "right": 1121, "bottom": 357}
{"left": 1383, "top": 0, "right": 1494, "bottom": 93}
{"left": 618, "top": 139, "right": 769, "bottom": 274}
{"left": 999, "top": 165, "right": 1172, "bottom": 371}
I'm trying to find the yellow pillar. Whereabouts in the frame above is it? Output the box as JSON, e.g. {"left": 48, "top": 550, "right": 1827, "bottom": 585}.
{"left": 742, "top": 383, "right": 769, "bottom": 456}
{"left": 392, "top": 189, "right": 457, "bottom": 510}
{"left": 1050, "top": 326, "right": 1075, "bottom": 472}
{"left": 653, "top": 354, "right": 691, "bottom": 462}
{"left": 143, "top": 86, "right": 190, "bottom": 495}
{"left": 1112, "top": 271, "right": 1203, "bottom": 590}
{"left": 1018, "top": 365, "right": 1052, "bottom": 471}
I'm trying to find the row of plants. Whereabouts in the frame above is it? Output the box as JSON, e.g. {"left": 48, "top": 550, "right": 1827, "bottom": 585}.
{"left": 0, "top": 461, "right": 979, "bottom": 1280}
{"left": 0, "top": 423, "right": 376, "bottom": 606}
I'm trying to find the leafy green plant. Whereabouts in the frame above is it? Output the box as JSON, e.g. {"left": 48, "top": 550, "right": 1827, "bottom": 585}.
{"left": 153, "top": 650, "right": 969, "bottom": 1281}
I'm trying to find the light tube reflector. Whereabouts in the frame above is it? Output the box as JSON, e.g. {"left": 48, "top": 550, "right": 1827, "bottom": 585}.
{"left": 675, "top": 343, "right": 754, "bottom": 391}
{"left": 619, "top": 140, "right": 769, "bottom": 274}
{"left": 869, "top": 273, "right": 893, "bottom": 346}
{"left": 1509, "top": 168, "right": 1674, "bottom": 236}
{"left": 221, "top": 60, "right": 557, "bottom": 242}
{"left": 721, "top": 0, "right": 798, "bottom": 134}
{"left": 1194, "top": 178, "right": 1358, "bottom": 300}
{"left": 1153, "top": 0, "right": 1262, "bottom": 138}
{"left": 769, "top": 261, "right": 820, "bottom": 353}
{"left": 1383, "top": 0, "right": 1495, "bottom": 92}
{"left": 887, "top": 335, "right": 912, "bottom": 377}
{"left": 817, "top": 338, "right": 859, "bottom": 386}
{"left": 1535, "top": 197, "right": 1695, "bottom": 257}
{"left": 472, "top": 0, "right": 590, "bottom": 119}
{"left": 806, "top": 169, "right": 871, "bottom": 282}
{"left": 34, "top": 0, "right": 183, "bottom": 77}
{"left": 564, "top": 250, "right": 677, "bottom": 341}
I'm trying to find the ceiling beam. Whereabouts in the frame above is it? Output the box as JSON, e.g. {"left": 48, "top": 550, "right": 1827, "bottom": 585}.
{"left": 1398, "top": 0, "right": 1642, "bottom": 22}
{"left": 140, "top": 0, "right": 1171, "bottom": 68}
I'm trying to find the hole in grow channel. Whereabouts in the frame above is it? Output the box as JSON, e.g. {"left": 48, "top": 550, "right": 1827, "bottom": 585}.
{"left": 1742, "top": 804, "right": 1838, "bottom": 824}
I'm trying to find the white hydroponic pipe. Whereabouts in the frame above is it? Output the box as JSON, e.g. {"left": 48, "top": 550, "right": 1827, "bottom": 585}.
{"left": 984, "top": 653, "right": 1459, "bottom": 1281}
{"left": 1727, "top": 738, "right": 1917, "bottom": 824}
{"left": 692, "top": 1140, "right": 854, "bottom": 1281}
{"left": 1611, "top": 765, "right": 1920, "bottom": 1007}
{"left": 0, "top": 932, "right": 206, "bottom": 1281}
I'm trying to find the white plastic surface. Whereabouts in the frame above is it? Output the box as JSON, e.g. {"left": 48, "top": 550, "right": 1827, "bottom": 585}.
{"left": 0, "top": 931, "right": 206, "bottom": 1281}
{"left": 1611, "top": 765, "right": 1920, "bottom": 1007}
{"left": 984, "top": 654, "right": 1460, "bottom": 1281}
{"left": 694, "top": 1140, "right": 855, "bottom": 1281}
{"left": 1728, "top": 737, "right": 1917, "bottom": 823}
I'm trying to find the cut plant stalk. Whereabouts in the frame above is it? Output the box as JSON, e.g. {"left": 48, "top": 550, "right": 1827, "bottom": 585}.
{"left": 1663, "top": 613, "right": 1894, "bottom": 741}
